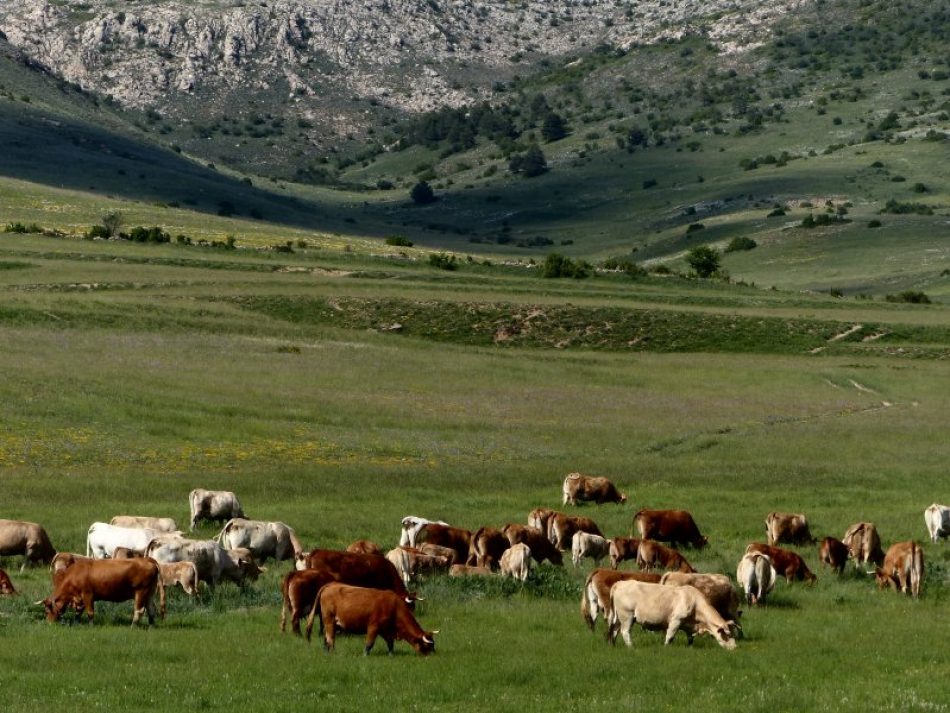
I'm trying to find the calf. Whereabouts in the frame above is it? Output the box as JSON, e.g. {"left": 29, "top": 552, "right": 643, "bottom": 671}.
{"left": 580, "top": 568, "right": 661, "bottom": 632}
{"left": 745, "top": 543, "right": 816, "bottom": 584}
{"left": 841, "top": 522, "right": 884, "bottom": 567}
{"left": 448, "top": 564, "right": 493, "bottom": 577}
{"left": 111, "top": 547, "right": 141, "bottom": 560}
{"left": 0, "top": 567, "right": 15, "bottom": 595}
{"left": 417, "top": 543, "right": 457, "bottom": 564}
{"left": 469, "top": 527, "right": 511, "bottom": 569}
{"left": 346, "top": 540, "right": 383, "bottom": 556}
{"left": 386, "top": 547, "right": 451, "bottom": 587}
{"left": 572, "top": 532, "right": 611, "bottom": 567}
{"left": 562, "top": 473, "right": 627, "bottom": 505}
{"left": 502, "top": 524, "right": 563, "bottom": 566}
{"left": 875, "top": 541, "right": 924, "bottom": 599}
{"left": 634, "top": 509, "right": 707, "bottom": 549}
{"left": 608, "top": 537, "right": 640, "bottom": 569}
{"left": 499, "top": 543, "right": 531, "bottom": 582}
{"left": 306, "top": 583, "right": 437, "bottom": 655}
{"left": 637, "top": 540, "right": 695, "bottom": 573}
{"left": 818, "top": 537, "right": 849, "bottom": 574}
{"left": 159, "top": 561, "right": 200, "bottom": 596}
{"left": 608, "top": 580, "right": 736, "bottom": 649}
{"left": 736, "top": 551, "right": 777, "bottom": 605}
{"left": 550, "top": 513, "right": 603, "bottom": 551}
{"left": 765, "top": 512, "right": 815, "bottom": 546}
{"left": 660, "top": 572, "right": 742, "bottom": 636}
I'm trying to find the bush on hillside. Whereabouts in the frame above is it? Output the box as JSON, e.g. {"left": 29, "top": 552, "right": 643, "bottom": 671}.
{"left": 410, "top": 180, "right": 437, "bottom": 205}
{"left": 885, "top": 291, "right": 931, "bottom": 304}
{"left": 724, "top": 237, "right": 757, "bottom": 252}
{"left": 542, "top": 253, "right": 590, "bottom": 278}
{"left": 385, "top": 235, "right": 414, "bottom": 247}
{"left": 428, "top": 252, "right": 458, "bottom": 270}
{"left": 601, "top": 257, "right": 646, "bottom": 277}
{"left": 686, "top": 246, "right": 721, "bottom": 278}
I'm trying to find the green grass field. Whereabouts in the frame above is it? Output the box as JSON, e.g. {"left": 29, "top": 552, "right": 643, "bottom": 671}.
{"left": 0, "top": 227, "right": 947, "bottom": 712}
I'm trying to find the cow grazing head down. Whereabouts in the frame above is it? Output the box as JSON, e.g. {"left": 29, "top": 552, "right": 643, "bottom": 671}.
{"left": 414, "top": 630, "right": 438, "bottom": 655}
{"left": 703, "top": 621, "right": 737, "bottom": 650}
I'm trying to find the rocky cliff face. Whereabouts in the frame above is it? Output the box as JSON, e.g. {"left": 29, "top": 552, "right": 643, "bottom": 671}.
{"left": 0, "top": 0, "right": 798, "bottom": 125}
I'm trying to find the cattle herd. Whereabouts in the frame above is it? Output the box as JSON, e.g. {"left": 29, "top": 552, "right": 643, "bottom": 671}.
{"left": 0, "top": 476, "right": 947, "bottom": 656}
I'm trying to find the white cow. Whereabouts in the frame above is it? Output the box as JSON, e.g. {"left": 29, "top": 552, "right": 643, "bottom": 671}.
{"left": 500, "top": 543, "right": 532, "bottom": 582}
{"left": 110, "top": 515, "right": 178, "bottom": 533}
{"left": 189, "top": 489, "right": 245, "bottom": 530}
{"left": 215, "top": 518, "right": 301, "bottom": 562}
{"left": 145, "top": 535, "right": 262, "bottom": 586}
{"left": 399, "top": 516, "right": 449, "bottom": 547}
{"left": 571, "top": 532, "right": 611, "bottom": 567}
{"left": 86, "top": 523, "right": 159, "bottom": 559}
{"left": 924, "top": 504, "right": 949, "bottom": 544}
{"left": 608, "top": 580, "right": 737, "bottom": 649}
{"left": 736, "top": 552, "right": 777, "bottom": 605}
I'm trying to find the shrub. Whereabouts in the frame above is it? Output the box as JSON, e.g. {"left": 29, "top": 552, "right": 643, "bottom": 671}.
{"left": 428, "top": 252, "right": 458, "bottom": 270}
{"left": 912, "top": 182, "right": 928, "bottom": 193}
{"left": 542, "top": 253, "right": 590, "bottom": 278}
{"left": 4, "top": 222, "right": 42, "bottom": 234}
{"left": 385, "top": 235, "right": 414, "bottom": 247}
{"left": 767, "top": 207, "right": 786, "bottom": 217}
{"left": 601, "top": 257, "right": 646, "bottom": 277}
{"left": 868, "top": 220, "right": 882, "bottom": 228}
{"left": 686, "top": 246, "right": 721, "bottom": 278}
{"left": 724, "top": 237, "right": 757, "bottom": 252}
{"left": 642, "top": 178, "right": 657, "bottom": 189}
{"left": 885, "top": 291, "right": 931, "bottom": 304}
{"left": 509, "top": 144, "right": 548, "bottom": 177}
{"left": 410, "top": 180, "right": 437, "bottom": 205}
{"left": 685, "top": 223, "right": 705, "bottom": 234}
{"left": 881, "top": 200, "right": 933, "bottom": 215}
{"left": 122, "top": 226, "right": 171, "bottom": 243}
{"left": 85, "top": 224, "right": 111, "bottom": 239}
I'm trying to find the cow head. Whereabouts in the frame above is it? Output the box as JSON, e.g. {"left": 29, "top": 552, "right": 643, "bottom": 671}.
{"left": 705, "top": 622, "right": 737, "bottom": 650}
{"left": 873, "top": 567, "right": 892, "bottom": 590}
{"left": 38, "top": 597, "right": 63, "bottom": 622}
{"left": 803, "top": 570, "right": 818, "bottom": 585}
{"left": 294, "top": 552, "right": 309, "bottom": 571}
{"left": 697, "top": 536, "right": 709, "bottom": 549}
{"left": 412, "top": 630, "right": 438, "bottom": 655}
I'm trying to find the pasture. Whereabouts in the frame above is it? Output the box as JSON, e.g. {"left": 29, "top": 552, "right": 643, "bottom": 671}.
{"left": 0, "top": 229, "right": 948, "bottom": 712}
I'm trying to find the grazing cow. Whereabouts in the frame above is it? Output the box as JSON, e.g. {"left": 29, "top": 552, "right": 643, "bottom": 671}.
{"left": 608, "top": 580, "right": 736, "bottom": 649}
{"left": 417, "top": 543, "right": 457, "bottom": 564}
{"left": 660, "top": 572, "right": 742, "bottom": 634}
{"left": 637, "top": 540, "right": 695, "bottom": 573}
{"left": 86, "top": 523, "right": 158, "bottom": 559}
{"left": 502, "top": 524, "right": 563, "bottom": 566}
{"left": 580, "top": 568, "right": 661, "bottom": 631}
{"left": 818, "top": 537, "right": 849, "bottom": 575}
{"left": 50, "top": 552, "right": 90, "bottom": 574}
{"left": 572, "top": 532, "right": 611, "bottom": 567}
{"left": 145, "top": 535, "right": 262, "bottom": 587}
{"left": 110, "top": 516, "right": 178, "bottom": 533}
{"left": 280, "top": 568, "right": 338, "bottom": 636}
{"left": 346, "top": 540, "right": 383, "bottom": 556}
{"left": 469, "top": 527, "right": 511, "bottom": 569}
{"left": 158, "top": 561, "right": 200, "bottom": 596}
{"left": 449, "top": 564, "right": 493, "bottom": 577}
{"left": 188, "top": 489, "right": 245, "bottom": 530}
{"left": 40, "top": 558, "right": 165, "bottom": 626}
{"left": 0, "top": 519, "right": 56, "bottom": 570}
{"left": 609, "top": 537, "right": 641, "bottom": 569}
{"left": 215, "top": 518, "right": 301, "bottom": 562}
{"left": 550, "top": 513, "right": 604, "bottom": 551}
{"left": 634, "top": 509, "right": 708, "bottom": 549}
{"left": 111, "top": 547, "right": 142, "bottom": 560}
{"left": 294, "top": 549, "right": 412, "bottom": 602}
{"left": 385, "top": 547, "right": 452, "bottom": 587}
{"left": 765, "top": 512, "right": 815, "bottom": 546}
{"left": 527, "top": 508, "right": 558, "bottom": 541}
{"left": 562, "top": 473, "right": 627, "bottom": 506}
{"left": 415, "top": 524, "right": 472, "bottom": 565}
{"left": 499, "top": 543, "right": 532, "bottom": 582}
{"left": 399, "top": 516, "right": 449, "bottom": 548}
{"left": 0, "top": 567, "right": 16, "bottom": 595}
{"left": 306, "top": 583, "right": 437, "bottom": 655}
{"left": 875, "top": 541, "right": 924, "bottom": 599}
{"left": 841, "top": 522, "right": 884, "bottom": 568}
{"left": 924, "top": 504, "right": 949, "bottom": 544}
{"left": 745, "top": 543, "right": 816, "bottom": 584}
{"left": 736, "top": 552, "right": 777, "bottom": 605}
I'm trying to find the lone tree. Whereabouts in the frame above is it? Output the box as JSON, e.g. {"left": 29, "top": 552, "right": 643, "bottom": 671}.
{"left": 410, "top": 180, "right": 437, "bottom": 205}
{"left": 686, "top": 245, "right": 721, "bottom": 277}
{"left": 509, "top": 144, "right": 548, "bottom": 178}
{"left": 101, "top": 211, "right": 123, "bottom": 238}
{"left": 541, "top": 112, "right": 567, "bottom": 142}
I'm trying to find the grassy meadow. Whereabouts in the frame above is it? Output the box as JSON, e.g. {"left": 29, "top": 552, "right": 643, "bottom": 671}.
{"left": 0, "top": 223, "right": 948, "bottom": 712}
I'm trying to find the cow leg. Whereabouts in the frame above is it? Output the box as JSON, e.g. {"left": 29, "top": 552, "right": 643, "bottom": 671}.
{"left": 384, "top": 636, "right": 395, "bottom": 656}
{"left": 84, "top": 593, "right": 95, "bottom": 623}
{"left": 364, "top": 625, "right": 379, "bottom": 655}
{"left": 620, "top": 615, "right": 634, "bottom": 647}
{"left": 323, "top": 621, "right": 335, "bottom": 653}
{"left": 664, "top": 620, "right": 682, "bottom": 646}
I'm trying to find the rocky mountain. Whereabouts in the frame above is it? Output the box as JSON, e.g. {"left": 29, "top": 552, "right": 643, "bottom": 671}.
{"left": 0, "top": 0, "right": 800, "bottom": 138}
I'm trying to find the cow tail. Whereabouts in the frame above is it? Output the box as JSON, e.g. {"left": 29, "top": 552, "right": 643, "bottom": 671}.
{"left": 912, "top": 543, "right": 923, "bottom": 600}
{"left": 304, "top": 584, "right": 325, "bottom": 643}
{"left": 605, "top": 588, "right": 618, "bottom": 644}
{"left": 580, "top": 574, "right": 594, "bottom": 630}
{"left": 214, "top": 519, "right": 233, "bottom": 546}
{"left": 85, "top": 525, "right": 93, "bottom": 558}
{"left": 155, "top": 567, "right": 167, "bottom": 621}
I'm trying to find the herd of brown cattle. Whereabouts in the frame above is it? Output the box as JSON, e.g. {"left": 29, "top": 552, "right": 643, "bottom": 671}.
{"left": 0, "top": 477, "right": 946, "bottom": 655}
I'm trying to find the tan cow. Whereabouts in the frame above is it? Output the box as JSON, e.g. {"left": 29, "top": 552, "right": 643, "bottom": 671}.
{"left": 550, "top": 513, "right": 603, "bottom": 551}
{"left": 0, "top": 519, "right": 56, "bottom": 570}
{"left": 874, "top": 541, "right": 924, "bottom": 599}
{"left": 637, "top": 540, "right": 695, "bottom": 573}
{"left": 736, "top": 552, "right": 776, "bottom": 605}
{"left": 527, "top": 508, "right": 558, "bottom": 541}
{"left": 50, "top": 552, "right": 90, "bottom": 574}
{"left": 417, "top": 543, "right": 457, "bottom": 564}
{"left": 841, "top": 522, "right": 884, "bottom": 567}
{"left": 499, "top": 543, "right": 531, "bottom": 582}
{"left": 572, "top": 532, "right": 611, "bottom": 567}
{"left": 608, "top": 580, "right": 736, "bottom": 649}
{"left": 158, "top": 561, "right": 200, "bottom": 596}
{"left": 468, "top": 527, "right": 511, "bottom": 569}
{"left": 608, "top": 537, "right": 640, "bottom": 569}
{"left": 765, "top": 512, "right": 814, "bottom": 546}
{"left": 502, "top": 524, "right": 563, "bottom": 566}
{"left": 345, "top": 540, "right": 384, "bottom": 556}
{"left": 385, "top": 547, "right": 452, "bottom": 587}
{"left": 448, "top": 564, "right": 493, "bottom": 577}
{"left": 818, "top": 537, "right": 849, "bottom": 574}
{"left": 580, "top": 568, "right": 661, "bottom": 631}
{"left": 660, "top": 572, "right": 742, "bottom": 635}
{"left": 110, "top": 516, "right": 178, "bottom": 533}
{"left": 562, "top": 473, "right": 627, "bottom": 505}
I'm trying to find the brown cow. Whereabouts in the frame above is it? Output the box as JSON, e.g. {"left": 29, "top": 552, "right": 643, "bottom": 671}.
{"left": 159, "top": 561, "right": 200, "bottom": 596}
{"left": 345, "top": 540, "right": 383, "bottom": 556}
{"left": 469, "top": 527, "right": 510, "bottom": 569}
{"left": 111, "top": 547, "right": 142, "bottom": 560}
{"left": 550, "top": 513, "right": 603, "bottom": 551}
{"left": 0, "top": 519, "right": 56, "bottom": 570}
{"left": 842, "top": 522, "right": 884, "bottom": 568}
{"left": 305, "top": 583, "right": 437, "bottom": 655}
{"left": 637, "top": 540, "right": 695, "bottom": 573}
{"left": 875, "top": 541, "right": 924, "bottom": 599}
{"left": 280, "top": 568, "right": 338, "bottom": 635}
{"left": 745, "top": 543, "right": 817, "bottom": 584}
{"left": 580, "top": 568, "right": 662, "bottom": 631}
{"left": 765, "top": 512, "right": 815, "bottom": 546}
{"left": 294, "top": 549, "right": 412, "bottom": 602}
{"left": 818, "top": 537, "right": 849, "bottom": 574}
{"left": 609, "top": 537, "right": 641, "bottom": 569}
{"left": 41, "top": 558, "right": 165, "bottom": 626}
{"left": 634, "top": 510, "right": 707, "bottom": 549}
{"left": 448, "top": 564, "right": 493, "bottom": 577}
{"left": 527, "top": 508, "right": 558, "bottom": 541}
{"left": 502, "top": 524, "right": 563, "bottom": 566}
{"left": 0, "top": 567, "right": 16, "bottom": 595}
{"left": 415, "top": 524, "right": 472, "bottom": 565}
{"left": 562, "top": 473, "right": 627, "bottom": 506}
